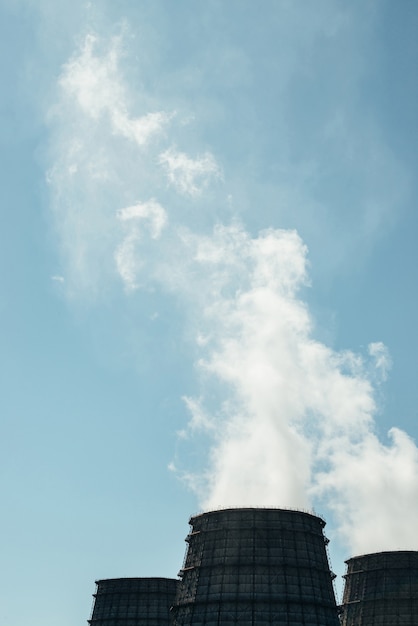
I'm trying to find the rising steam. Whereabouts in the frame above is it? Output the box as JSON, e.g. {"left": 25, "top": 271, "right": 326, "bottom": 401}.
{"left": 47, "top": 29, "right": 418, "bottom": 556}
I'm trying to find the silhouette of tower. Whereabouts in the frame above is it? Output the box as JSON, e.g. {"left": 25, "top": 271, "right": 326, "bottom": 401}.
{"left": 340, "top": 551, "right": 418, "bottom": 625}
{"left": 88, "top": 577, "right": 178, "bottom": 626}
{"left": 171, "top": 507, "right": 339, "bottom": 625}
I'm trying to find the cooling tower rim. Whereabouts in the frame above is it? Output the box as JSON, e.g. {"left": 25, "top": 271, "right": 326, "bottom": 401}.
{"left": 345, "top": 549, "right": 418, "bottom": 565}
{"left": 189, "top": 506, "right": 325, "bottom": 525}
{"left": 94, "top": 576, "right": 178, "bottom": 584}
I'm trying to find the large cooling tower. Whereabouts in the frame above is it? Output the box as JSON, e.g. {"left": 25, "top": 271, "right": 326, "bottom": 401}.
{"left": 88, "top": 577, "right": 178, "bottom": 626}
{"left": 171, "top": 507, "right": 340, "bottom": 625}
{"left": 340, "top": 551, "right": 418, "bottom": 625}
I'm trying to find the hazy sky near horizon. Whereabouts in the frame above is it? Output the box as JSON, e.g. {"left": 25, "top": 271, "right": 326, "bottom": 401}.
{"left": 1, "top": 1, "right": 418, "bottom": 625}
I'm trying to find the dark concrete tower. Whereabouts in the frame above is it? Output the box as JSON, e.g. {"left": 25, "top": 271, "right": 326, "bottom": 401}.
{"left": 340, "top": 551, "right": 418, "bottom": 625}
{"left": 88, "top": 577, "right": 178, "bottom": 626}
{"left": 171, "top": 507, "right": 340, "bottom": 625}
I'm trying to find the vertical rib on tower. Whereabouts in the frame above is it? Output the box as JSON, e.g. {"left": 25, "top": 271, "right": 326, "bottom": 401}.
{"left": 340, "top": 551, "right": 418, "bottom": 626}
{"left": 88, "top": 577, "right": 178, "bottom": 626}
{"left": 171, "top": 507, "right": 340, "bottom": 625}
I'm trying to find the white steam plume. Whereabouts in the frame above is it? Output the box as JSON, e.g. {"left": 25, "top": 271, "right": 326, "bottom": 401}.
{"left": 47, "top": 28, "right": 418, "bottom": 557}
{"left": 166, "top": 223, "right": 418, "bottom": 555}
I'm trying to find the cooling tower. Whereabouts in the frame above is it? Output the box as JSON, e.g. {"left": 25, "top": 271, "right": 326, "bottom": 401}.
{"left": 340, "top": 551, "right": 418, "bottom": 626}
{"left": 171, "top": 507, "right": 340, "bottom": 625}
{"left": 88, "top": 577, "right": 178, "bottom": 626}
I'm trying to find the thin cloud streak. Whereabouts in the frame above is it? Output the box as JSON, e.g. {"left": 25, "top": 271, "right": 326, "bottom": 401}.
{"left": 59, "top": 32, "right": 170, "bottom": 146}
{"left": 115, "top": 199, "right": 167, "bottom": 292}
{"left": 159, "top": 148, "right": 222, "bottom": 196}
{"left": 46, "top": 29, "right": 219, "bottom": 297}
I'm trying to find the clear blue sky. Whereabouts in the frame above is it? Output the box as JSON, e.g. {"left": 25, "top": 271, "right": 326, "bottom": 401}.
{"left": 1, "top": 1, "right": 418, "bottom": 624}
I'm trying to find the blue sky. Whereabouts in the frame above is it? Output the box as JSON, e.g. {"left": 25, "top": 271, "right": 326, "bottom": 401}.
{"left": 1, "top": 1, "right": 418, "bottom": 624}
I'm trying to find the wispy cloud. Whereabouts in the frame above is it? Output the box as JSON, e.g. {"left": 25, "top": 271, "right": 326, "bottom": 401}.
{"left": 368, "top": 341, "right": 392, "bottom": 382}
{"left": 59, "top": 33, "right": 170, "bottom": 146}
{"left": 115, "top": 199, "right": 167, "bottom": 291}
{"left": 159, "top": 148, "right": 221, "bottom": 196}
{"left": 46, "top": 29, "right": 175, "bottom": 297}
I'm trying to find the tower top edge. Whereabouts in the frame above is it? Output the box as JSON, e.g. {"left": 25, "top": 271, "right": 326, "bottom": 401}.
{"left": 345, "top": 550, "right": 418, "bottom": 564}
{"left": 94, "top": 577, "right": 178, "bottom": 584}
{"left": 189, "top": 506, "right": 326, "bottom": 525}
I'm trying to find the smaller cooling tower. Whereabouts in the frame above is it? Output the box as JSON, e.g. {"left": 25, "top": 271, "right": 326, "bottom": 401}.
{"left": 340, "top": 551, "right": 418, "bottom": 626}
{"left": 88, "top": 577, "right": 178, "bottom": 626}
{"left": 171, "top": 507, "right": 340, "bottom": 625}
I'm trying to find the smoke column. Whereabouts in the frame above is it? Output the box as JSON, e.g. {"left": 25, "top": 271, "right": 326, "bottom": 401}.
{"left": 47, "top": 28, "right": 418, "bottom": 557}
